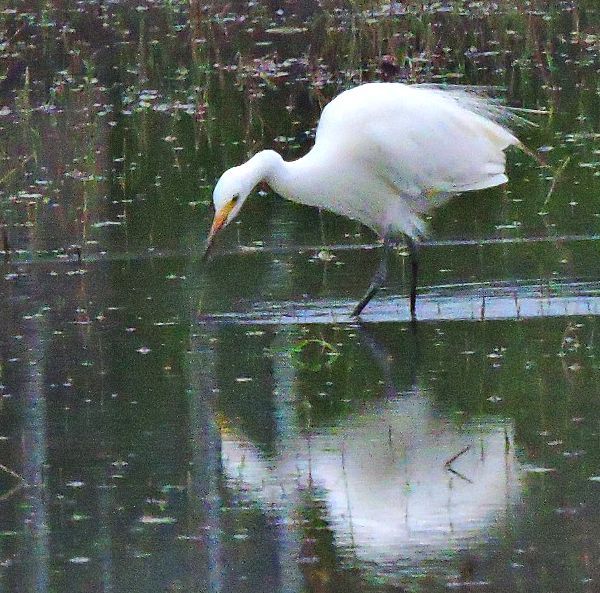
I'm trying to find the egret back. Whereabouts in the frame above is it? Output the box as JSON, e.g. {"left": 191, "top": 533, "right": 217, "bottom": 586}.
{"left": 315, "top": 83, "right": 520, "bottom": 206}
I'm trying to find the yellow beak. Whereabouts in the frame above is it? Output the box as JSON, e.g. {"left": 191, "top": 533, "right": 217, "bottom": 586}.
{"left": 202, "top": 199, "right": 236, "bottom": 261}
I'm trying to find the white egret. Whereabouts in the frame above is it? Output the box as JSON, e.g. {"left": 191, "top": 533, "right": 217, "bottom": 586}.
{"left": 204, "top": 82, "right": 526, "bottom": 318}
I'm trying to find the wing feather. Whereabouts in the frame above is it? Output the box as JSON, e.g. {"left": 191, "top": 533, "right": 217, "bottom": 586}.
{"left": 315, "top": 83, "right": 520, "bottom": 209}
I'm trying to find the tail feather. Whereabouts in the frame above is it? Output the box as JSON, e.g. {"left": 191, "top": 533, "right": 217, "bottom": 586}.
{"left": 418, "top": 84, "right": 536, "bottom": 128}
{"left": 453, "top": 173, "right": 509, "bottom": 193}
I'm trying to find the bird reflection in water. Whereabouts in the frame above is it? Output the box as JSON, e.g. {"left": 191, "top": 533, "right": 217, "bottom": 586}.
{"left": 222, "top": 391, "right": 519, "bottom": 565}
{"left": 219, "top": 326, "right": 522, "bottom": 577}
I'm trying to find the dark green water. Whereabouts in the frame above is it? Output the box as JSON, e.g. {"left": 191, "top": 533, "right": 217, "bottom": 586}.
{"left": 1, "top": 1, "right": 599, "bottom": 592}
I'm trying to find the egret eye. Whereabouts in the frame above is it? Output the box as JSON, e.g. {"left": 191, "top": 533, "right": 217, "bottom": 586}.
{"left": 231, "top": 194, "right": 240, "bottom": 204}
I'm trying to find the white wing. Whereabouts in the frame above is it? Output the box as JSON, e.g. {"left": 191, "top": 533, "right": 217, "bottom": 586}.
{"left": 314, "top": 83, "right": 520, "bottom": 211}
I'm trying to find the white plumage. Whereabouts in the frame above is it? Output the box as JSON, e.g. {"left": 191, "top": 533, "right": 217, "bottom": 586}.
{"left": 205, "top": 82, "right": 523, "bottom": 317}
{"left": 308, "top": 83, "right": 519, "bottom": 236}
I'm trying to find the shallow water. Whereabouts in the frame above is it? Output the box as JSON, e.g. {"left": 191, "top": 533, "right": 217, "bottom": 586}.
{"left": 1, "top": 1, "right": 599, "bottom": 592}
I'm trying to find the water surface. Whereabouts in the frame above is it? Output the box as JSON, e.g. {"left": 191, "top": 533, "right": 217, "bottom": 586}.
{"left": 1, "top": 1, "right": 599, "bottom": 592}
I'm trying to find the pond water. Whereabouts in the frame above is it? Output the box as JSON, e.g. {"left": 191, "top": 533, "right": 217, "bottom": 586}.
{"left": 1, "top": 1, "right": 599, "bottom": 592}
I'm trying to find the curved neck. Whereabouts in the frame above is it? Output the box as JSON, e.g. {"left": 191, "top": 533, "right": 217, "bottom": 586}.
{"left": 241, "top": 150, "right": 281, "bottom": 189}
{"left": 244, "top": 149, "right": 322, "bottom": 206}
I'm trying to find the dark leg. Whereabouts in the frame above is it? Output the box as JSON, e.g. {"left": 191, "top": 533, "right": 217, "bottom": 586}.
{"left": 351, "top": 237, "right": 394, "bottom": 317}
{"left": 2, "top": 228, "right": 10, "bottom": 263}
{"left": 405, "top": 236, "right": 420, "bottom": 320}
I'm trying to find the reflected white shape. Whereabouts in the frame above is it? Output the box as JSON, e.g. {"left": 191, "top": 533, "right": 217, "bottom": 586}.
{"left": 222, "top": 391, "right": 521, "bottom": 565}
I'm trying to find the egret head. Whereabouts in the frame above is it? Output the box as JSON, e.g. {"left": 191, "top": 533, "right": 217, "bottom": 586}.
{"left": 203, "top": 165, "right": 252, "bottom": 260}
{"left": 203, "top": 150, "right": 283, "bottom": 261}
